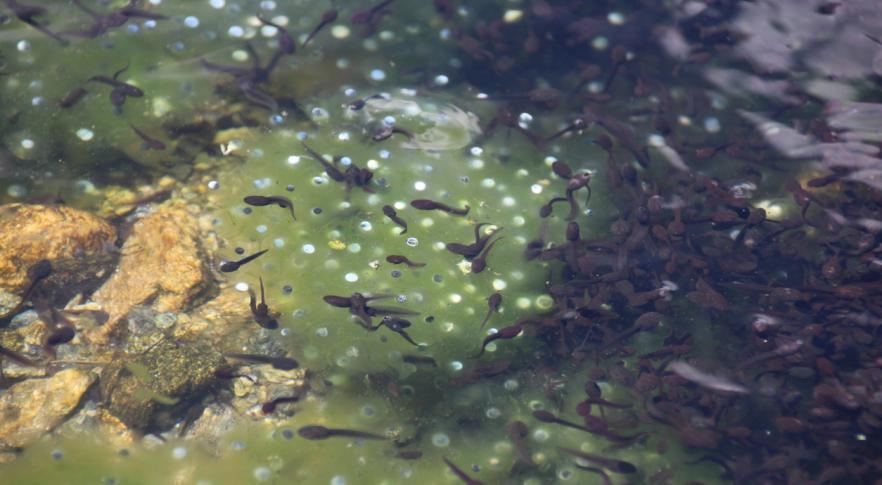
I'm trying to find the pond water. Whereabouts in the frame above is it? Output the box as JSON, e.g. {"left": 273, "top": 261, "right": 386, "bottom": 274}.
{"left": 1, "top": 1, "right": 881, "bottom": 484}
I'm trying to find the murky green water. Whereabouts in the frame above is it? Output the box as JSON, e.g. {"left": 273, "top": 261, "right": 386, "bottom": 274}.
{"left": 2, "top": 1, "right": 882, "bottom": 484}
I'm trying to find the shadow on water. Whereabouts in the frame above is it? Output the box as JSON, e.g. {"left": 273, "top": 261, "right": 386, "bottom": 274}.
{"left": 1, "top": 1, "right": 882, "bottom": 484}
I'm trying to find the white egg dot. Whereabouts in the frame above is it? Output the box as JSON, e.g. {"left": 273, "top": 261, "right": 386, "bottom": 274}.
{"left": 421, "top": 218, "right": 434, "bottom": 227}
{"left": 369, "top": 69, "right": 386, "bottom": 81}
{"left": 469, "top": 159, "right": 485, "bottom": 169}
{"left": 344, "top": 272, "right": 358, "bottom": 282}
{"left": 172, "top": 446, "right": 187, "bottom": 459}
{"left": 256, "top": 224, "right": 268, "bottom": 233}
{"left": 414, "top": 181, "right": 426, "bottom": 191}
{"left": 481, "top": 178, "right": 496, "bottom": 188}
{"left": 20, "top": 139, "right": 34, "bottom": 149}
{"left": 502, "top": 196, "right": 515, "bottom": 206}
{"left": 76, "top": 128, "right": 94, "bottom": 141}
{"left": 235, "top": 282, "right": 249, "bottom": 292}
{"left": 287, "top": 155, "right": 300, "bottom": 165}
{"left": 366, "top": 159, "right": 379, "bottom": 170}
{"left": 302, "top": 244, "right": 316, "bottom": 254}
{"left": 228, "top": 25, "right": 245, "bottom": 37}
{"left": 184, "top": 16, "right": 199, "bottom": 28}
{"left": 704, "top": 117, "right": 722, "bottom": 133}
{"left": 516, "top": 297, "right": 531, "bottom": 309}
{"left": 331, "top": 25, "right": 350, "bottom": 39}
{"left": 647, "top": 134, "right": 666, "bottom": 147}
{"left": 492, "top": 279, "right": 507, "bottom": 291}
{"left": 449, "top": 293, "right": 462, "bottom": 303}
{"left": 210, "top": 0, "right": 225, "bottom": 8}
{"left": 592, "top": 36, "right": 609, "bottom": 50}
{"left": 512, "top": 215, "right": 526, "bottom": 226}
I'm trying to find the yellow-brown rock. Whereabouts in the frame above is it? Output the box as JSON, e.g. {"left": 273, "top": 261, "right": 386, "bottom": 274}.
{"left": 175, "top": 285, "right": 251, "bottom": 346}
{"left": 0, "top": 369, "right": 95, "bottom": 450}
{"left": 0, "top": 204, "right": 116, "bottom": 295}
{"left": 88, "top": 201, "right": 209, "bottom": 343}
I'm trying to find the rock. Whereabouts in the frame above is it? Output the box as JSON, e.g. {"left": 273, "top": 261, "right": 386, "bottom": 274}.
{"left": 175, "top": 285, "right": 251, "bottom": 346}
{"left": 182, "top": 402, "right": 241, "bottom": 453}
{"left": 59, "top": 406, "right": 134, "bottom": 450}
{"left": 88, "top": 201, "right": 210, "bottom": 343}
{"left": 0, "top": 203, "right": 117, "bottom": 299}
{"left": 100, "top": 337, "right": 224, "bottom": 430}
{"left": 0, "top": 369, "right": 95, "bottom": 450}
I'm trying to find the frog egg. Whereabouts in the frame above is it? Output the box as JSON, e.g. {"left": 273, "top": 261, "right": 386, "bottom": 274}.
{"left": 431, "top": 433, "right": 450, "bottom": 447}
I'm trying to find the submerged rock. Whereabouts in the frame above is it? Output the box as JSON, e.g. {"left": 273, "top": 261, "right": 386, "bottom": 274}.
{"left": 176, "top": 285, "right": 252, "bottom": 346}
{"left": 0, "top": 203, "right": 117, "bottom": 301}
{"left": 0, "top": 369, "right": 96, "bottom": 450}
{"left": 88, "top": 201, "right": 210, "bottom": 343}
{"left": 100, "top": 337, "right": 224, "bottom": 430}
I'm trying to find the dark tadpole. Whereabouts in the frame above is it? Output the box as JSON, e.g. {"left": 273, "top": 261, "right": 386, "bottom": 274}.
{"left": 476, "top": 323, "right": 523, "bottom": 357}
{"left": 58, "top": 86, "right": 88, "bottom": 108}
{"left": 470, "top": 237, "right": 503, "bottom": 274}
{"left": 379, "top": 316, "right": 419, "bottom": 346}
{"left": 243, "top": 195, "right": 296, "bottom": 221}
{"left": 446, "top": 223, "right": 501, "bottom": 260}
{"left": 557, "top": 447, "right": 637, "bottom": 474}
{"left": 226, "top": 352, "right": 298, "bottom": 370}
{"left": 297, "top": 424, "right": 387, "bottom": 441}
{"left": 372, "top": 125, "right": 416, "bottom": 142}
{"left": 261, "top": 395, "right": 300, "bottom": 414}
{"left": 0, "top": 344, "right": 40, "bottom": 367}
{"left": 45, "top": 325, "right": 75, "bottom": 347}
{"left": 394, "top": 450, "right": 423, "bottom": 460}
{"left": 402, "top": 354, "right": 437, "bottom": 367}
{"left": 4, "top": 0, "right": 69, "bottom": 45}
{"left": 257, "top": 14, "right": 296, "bottom": 54}
{"left": 411, "top": 198, "right": 470, "bottom": 216}
{"left": 130, "top": 124, "right": 166, "bottom": 151}
{"left": 386, "top": 255, "right": 425, "bottom": 267}
{"left": 478, "top": 293, "right": 502, "bottom": 331}
{"left": 382, "top": 205, "right": 408, "bottom": 234}
{"left": 303, "top": 9, "right": 338, "bottom": 46}
{"left": 219, "top": 249, "right": 267, "bottom": 272}
{"left": 1, "top": 259, "right": 52, "bottom": 324}
{"left": 248, "top": 277, "right": 279, "bottom": 329}
{"left": 442, "top": 457, "right": 485, "bottom": 485}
